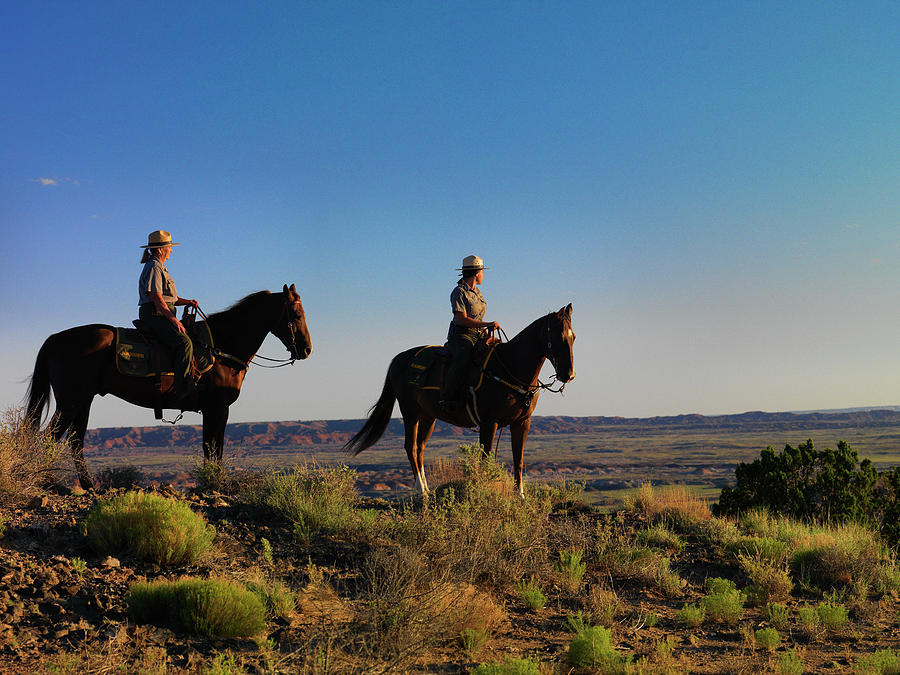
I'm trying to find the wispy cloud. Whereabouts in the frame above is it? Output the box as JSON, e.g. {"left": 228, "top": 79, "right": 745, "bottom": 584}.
{"left": 31, "top": 176, "right": 80, "bottom": 187}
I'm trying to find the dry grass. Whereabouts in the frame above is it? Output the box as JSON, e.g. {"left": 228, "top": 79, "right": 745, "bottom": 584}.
{"left": 626, "top": 482, "right": 712, "bottom": 530}
{"left": 0, "top": 408, "right": 71, "bottom": 499}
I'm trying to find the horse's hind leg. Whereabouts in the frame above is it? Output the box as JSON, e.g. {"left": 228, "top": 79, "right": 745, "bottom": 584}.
{"left": 403, "top": 417, "right": 428, "bottom": 494}
{"left": 415, "top": 417, "right": 436, "bottom": 493}
{"left": 52, "top": 404, "right": 94, "bottom": 490}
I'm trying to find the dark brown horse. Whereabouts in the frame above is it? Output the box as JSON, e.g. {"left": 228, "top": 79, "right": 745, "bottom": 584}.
{"left": 26, "top": 284, "right": 311, "bottom": 488}
{"left": 344, "top": 304, "right": 575, "bottom": 496}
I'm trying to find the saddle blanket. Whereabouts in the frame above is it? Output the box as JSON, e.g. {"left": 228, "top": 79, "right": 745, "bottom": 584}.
{"left": 115, "top": 321, "right": 215, "bottom": 378}
{"left": 407, "top": 344, "right": 497, "bottom": 392}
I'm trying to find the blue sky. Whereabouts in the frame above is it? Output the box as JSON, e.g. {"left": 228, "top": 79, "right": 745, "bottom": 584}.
{"left": 2, "top": 1, "right": 900, "bottom": 429}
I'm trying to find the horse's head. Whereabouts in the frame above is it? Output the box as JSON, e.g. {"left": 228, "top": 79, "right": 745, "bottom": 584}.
{"left": 546, "top": 303, "right": 575, "bottom": 383}
{"left": 272, "top": 284, "right": 312, "bottom": 360}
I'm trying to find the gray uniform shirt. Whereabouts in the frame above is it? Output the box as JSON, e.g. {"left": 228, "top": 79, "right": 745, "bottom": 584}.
{"left": 447, "top": 281, "right": 486, "bottom": 342}
{"left": 138, "top": 258, "right": 178, "bottom": 307}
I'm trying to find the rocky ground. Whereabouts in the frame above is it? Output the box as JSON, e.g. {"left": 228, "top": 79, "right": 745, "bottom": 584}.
{"left": 1, "top": 484, "right": 899, "bottom": 674}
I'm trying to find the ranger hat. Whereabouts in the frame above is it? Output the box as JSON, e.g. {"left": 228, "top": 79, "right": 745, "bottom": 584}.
{"left": 141, "top": 230, "right": 180, "bottom": 249}
{"left": 457, "top": 255, "right": 488, "bottom": 271}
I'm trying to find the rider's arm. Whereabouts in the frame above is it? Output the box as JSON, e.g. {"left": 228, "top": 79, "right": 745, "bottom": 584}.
{"left": 453, "top": 311, "right": 500, "bottom": 331}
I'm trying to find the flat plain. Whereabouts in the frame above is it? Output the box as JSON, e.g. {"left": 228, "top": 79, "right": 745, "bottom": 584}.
{"left": 81, "top": 410, "right": 900, "bottom": 504}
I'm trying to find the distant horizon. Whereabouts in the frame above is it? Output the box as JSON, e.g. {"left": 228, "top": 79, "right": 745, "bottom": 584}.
{"left": 82, "top": 404, "right": 900, "bottom": 432}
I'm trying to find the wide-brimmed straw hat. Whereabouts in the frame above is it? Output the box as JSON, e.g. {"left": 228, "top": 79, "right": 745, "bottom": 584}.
{"left": 140, "top": 230, "right": 180, "bottom": 249}
{"left": 457, "top": 255, "right": 488, "bottom": 271}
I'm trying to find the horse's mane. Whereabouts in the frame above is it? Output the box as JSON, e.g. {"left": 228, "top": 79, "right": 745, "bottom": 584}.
{"left": 207, "top": 290, "right": 273, "bottom": 321}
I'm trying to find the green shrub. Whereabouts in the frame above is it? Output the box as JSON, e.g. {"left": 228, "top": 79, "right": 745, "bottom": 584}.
{"left": 675, "top": 602, "right": 705, "bottom": 628}
{"left": 754, "top": 627, "right": 781, "bottom": 652}
{"left": 84, "top": 491, "right": 215, "bottom": 565}
{"left": 728, "top": 535, "right": 789, "bottom": 563}
{"left": 766, "top": 602, "right": 790, "bottom": 630}
{"left": 701, "top": 580, "right": 745, "bottom": 626}
{"left": 565, "top": 623, "right": 630, "bottom": 672}
{"left": 250, "top": 464, "right": 359, "bottom": 540}
{"left": 778, "top": 649, "right": 805, "bottom": 675}
{"left": 636, "top": 524, "right": 684, "bottom": 551}
{"left": 471, "top": 657, "right": 541, "bottom": 675}
{"left": 514, "top": 579, "right": 547, "bottom": 610}
{"left": 705, "top": 577, "right": 737, "bottom": 595}
{"left": 855, "top": 649, "right": 900, "bottom": 675}
{"left": 245, "top": 575, "right": 295, "bottom": 620}
{"left": 461, "top": 627, "right": 491, "bottom": 658}
{"left": 714, "top": 439, "right": 877, "bottom": 525}
{"left": 555, "top": 549, "right": 587, "bottom": 593}
{"left": 738, "top": 555, "right": 793, "bottom": 604}
{"left": 127, "top": 577, "right": 265, "bottom": 637}
{"left": 816, "top": 601, "right": 849, "bottom": 632}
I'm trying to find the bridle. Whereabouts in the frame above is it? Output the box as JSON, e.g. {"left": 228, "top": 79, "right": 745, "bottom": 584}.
{"left": 193, "top": 292, "right": 305, "bottom": 370}
{"left": 483, "top": 314, "right": 570, "bottom": 400}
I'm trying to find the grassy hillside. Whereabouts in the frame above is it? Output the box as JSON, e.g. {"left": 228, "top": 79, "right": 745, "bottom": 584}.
{"left": 1, "top": 414, "right": 899, "bottom": 674}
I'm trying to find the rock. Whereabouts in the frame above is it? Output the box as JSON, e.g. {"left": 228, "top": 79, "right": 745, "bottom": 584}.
{"left": 100, "top": 556, "right": 120, "bottom": 568}
{"left": 27, "top": 495, "right": 49, "bottom": 509}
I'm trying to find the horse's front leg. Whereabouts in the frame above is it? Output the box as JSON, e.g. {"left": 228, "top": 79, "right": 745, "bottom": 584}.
{"left": 479, "top": 421, "right": 498, "bottom": 459}
{"left": 202, "top": 404, "right": 229, "bottom": 463}
{"left": 509, "top": 418, "right": 531, "bottom": 498}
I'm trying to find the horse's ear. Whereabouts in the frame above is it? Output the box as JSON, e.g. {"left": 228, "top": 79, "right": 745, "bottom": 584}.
{"left": 558, "top": 304, "right": 572, "bottom": 319}
{"left": 283, "top": 284, "right": 290, "bottom": 294}
{"left": 565, "top": 303, "right": 572, "bottom": 316}
{"left": 290, "top": 283, "right": 297, "bottom": 293}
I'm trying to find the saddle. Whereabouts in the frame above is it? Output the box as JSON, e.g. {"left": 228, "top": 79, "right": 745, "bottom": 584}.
{"left": 408, "top": 343, "right": 497, "bottom": 392}
{"left": 114, "top": 316, "right": 216, "bottom": 379}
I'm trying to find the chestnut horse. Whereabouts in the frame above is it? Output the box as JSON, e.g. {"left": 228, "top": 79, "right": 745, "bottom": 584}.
{"left": 26, "top": 284, "right": 311, "bottom": 488}
{"left": 344, "top": 304, "right": 575, "bottom": 496}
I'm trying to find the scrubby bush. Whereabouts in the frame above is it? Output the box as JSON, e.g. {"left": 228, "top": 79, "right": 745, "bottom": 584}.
{"left": 586, "top": 586, "right": 621, "bottom": 626}
{"left": 0, "top": 408, "right": 68, "bottom": 498}
{"left": 471, "top": 656, "right": 542, "bottom": 675}
{"left": 701, "top": 578, "right": 745, "bottom": 625}
{"left": 565, "top": 622, "right": 631, "bottom": 672}
{"left": 675, "top": 602, "right": 705, "bottom": 628}
{"left": 855, "top": 648, "right": 900, "bottom": 675}
{"left": 766, "top": 602, "right": 790, "bottom": 630}
{"left": 778, "top": 649, "right": 805, "bottom": 675}
{"left": 97, "top": 465, "right": 145, "bottom": 490}
{"left": 636, "top": 524, "right": 684, "bottom": 552}
{"left": 754, "top": 627, "right": 781, "bottom": 652}
{"left": 245, "top": 575, "right": 295, "bottom": 620}
{"left": 127, "top": 577, "right": 265, "bottom": 637}
{"left": 515, "top": 578, "right": 547, "bottom": 610}
{"left": 84, "top": 491, "right": 215, "bottom": 565}
{"left": 249, "top": 463, "right": 360, "bottom": 540}
{"left": 555, "top": 549, "right": 587, "bottom": 593}
{"left": 626, "top": 482, "right": 711, "bottom": 531}
{"left": 714, "top": 439, "right": 900, "bottom": 550}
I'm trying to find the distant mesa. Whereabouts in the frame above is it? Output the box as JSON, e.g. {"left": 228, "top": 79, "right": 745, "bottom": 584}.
{"left": 83, "top": 408, "right": 900, "bottom": 450}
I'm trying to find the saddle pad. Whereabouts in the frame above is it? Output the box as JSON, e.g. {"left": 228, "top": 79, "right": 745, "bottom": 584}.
{"left": 115, "top": 321, "right": 216, "bottom": 378}
{"left": 408, "top": 345, "right": 445, "bottom": 389}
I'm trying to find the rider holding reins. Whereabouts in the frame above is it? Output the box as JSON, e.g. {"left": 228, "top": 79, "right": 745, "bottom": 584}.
{"left": 138, "top": 230, "right": 199, "bottom": 403}
{"left": 439, "top": 255, "right": 502, "bottom": 414}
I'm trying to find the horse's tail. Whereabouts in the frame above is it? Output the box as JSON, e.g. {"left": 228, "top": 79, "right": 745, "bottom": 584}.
{"left": 343, "top": 365, "right": 397, "bottom": 457}
{"left": 25, "top": 337, "right": 53, "bottom": 428}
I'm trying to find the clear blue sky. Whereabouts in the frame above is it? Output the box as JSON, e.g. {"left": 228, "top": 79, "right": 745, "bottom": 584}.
{"left": 3, "top": 1, "right": 900, "bottom": 429}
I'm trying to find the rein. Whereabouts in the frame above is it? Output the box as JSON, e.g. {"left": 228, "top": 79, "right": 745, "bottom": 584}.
{"left": 481, "top": 316, "right": 568, "bottom": 400}
{"left": 194, "top": 300, "right": 297, "bottom": 371}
